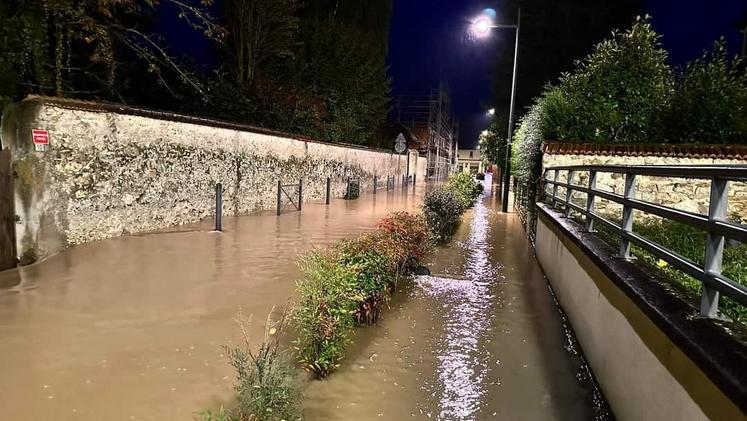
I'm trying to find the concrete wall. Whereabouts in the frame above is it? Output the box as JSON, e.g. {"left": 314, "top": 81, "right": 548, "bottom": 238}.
{"left": 1, "top": 97, "right": 425, "bottom": 263}
{"left": 535, "top": 207, "right": 745, "bottom": 421}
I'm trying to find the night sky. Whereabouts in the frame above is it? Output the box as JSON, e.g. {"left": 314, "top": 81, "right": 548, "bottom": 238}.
{"left": 387, "top": 0, "right": 747, "bottom": 149}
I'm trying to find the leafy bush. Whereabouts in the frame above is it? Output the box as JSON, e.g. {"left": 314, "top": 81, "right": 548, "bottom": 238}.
{"left": 422, "top": 188, "right": 464, "bottom": 242}
{"left": 541, "top": 17, "right": 671, "bottom": 143}
{"left": 444, "top": 172, "right": 482, "bottom": 209}
{"left": 200, "top": 311, "right": 302, "bottom": 421}
{"left": 293, "top": 212, "right": 429, "bottom": 378}
{"left": 657, "top": 40, "right": 747, "bottom": 144}
{"left": 294, "top": 250, "right": 359, "bottom": 378}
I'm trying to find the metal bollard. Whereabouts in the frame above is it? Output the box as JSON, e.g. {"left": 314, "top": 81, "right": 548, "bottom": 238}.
{"left": 373, "top": 176, "right": 378, "bottom": 195}
{"left": 298, "top": 178, "right": 303, "bottom": 211}
{"left": 277, "top": 180, "right": 282, "bottom": 216}
{"left": 215, "top": 183, "right": 223, "bottom": 231}
{"left": 326, "top": 177, "right": 331, "bottom": 205}
{"left": 413, "top": 174, "right": 416, "bottom": 185}
{"left": 347, "top": 177, "right": 351, "bottom": 198}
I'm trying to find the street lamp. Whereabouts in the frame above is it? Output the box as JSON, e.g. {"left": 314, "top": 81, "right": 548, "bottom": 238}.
{"left": 487, "top": 108, "right": 495, "bottom": 115}
{"left": 495, "top": 10, "right": 520, "bottom": 213}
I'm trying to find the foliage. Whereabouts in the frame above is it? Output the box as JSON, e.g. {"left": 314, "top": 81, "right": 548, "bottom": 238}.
{"left": 540, "top": 17, "right": 671, "bottom": 143}
{"left": 657, "top": 40, "right": 747, "bottom": 144}
{"left": 0, "top": 0, "right": 222, "bottom": 106}
{"left": 202, "top": 310, "right": 301, "bottom": 421}
{"left": 632, "top": 219, "right": 747, "bottom": 323}
{"left": 510, "top": 102, "right": 545, "bottom": 228}
{"left": 293, "top": 211, "right": 428, "bottom": 378}
{"left": 225, "top": 0, "right": 300, "bottom": 88}
{"left": 444, "top": 173, "right": 482, "bottom": 209}
{"left": 491, "top": 0, "right": 644, "bottom": 132}
{"left": 422, "top": 188, "right": 464, "bottom": 242}
{"left": 479, "top": 119, "right": 508, "bottom": 168}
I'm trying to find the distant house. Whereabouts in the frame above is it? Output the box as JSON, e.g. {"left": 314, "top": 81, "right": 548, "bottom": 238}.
{"left": 457, "top": 149, "right": 484, "bottom": 174}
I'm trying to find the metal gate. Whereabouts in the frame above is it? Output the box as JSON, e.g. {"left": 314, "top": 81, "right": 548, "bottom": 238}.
{"left": 0, "top": 150, "right": 16, "bottom": 270}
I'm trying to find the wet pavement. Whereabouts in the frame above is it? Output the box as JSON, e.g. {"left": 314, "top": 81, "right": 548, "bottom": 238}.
{"left": 0, "top": 185, "right": 605, "bottom": 420}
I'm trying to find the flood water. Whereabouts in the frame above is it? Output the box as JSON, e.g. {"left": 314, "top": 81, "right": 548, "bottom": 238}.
{"left": 0, "top": 185, "right": 604, "bottom": 420}
{"left": 304, "top": 196, "right": 606, "bottom": 420}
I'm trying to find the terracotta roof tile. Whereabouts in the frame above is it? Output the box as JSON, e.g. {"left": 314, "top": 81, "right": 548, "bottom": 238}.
{"left": 541, "top": 142, "right": 747, "bottom": 160}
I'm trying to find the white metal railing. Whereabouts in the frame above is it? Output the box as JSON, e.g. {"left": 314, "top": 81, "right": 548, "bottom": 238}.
{"left": 542, "top": 165, "right": 747, "bottom": 319}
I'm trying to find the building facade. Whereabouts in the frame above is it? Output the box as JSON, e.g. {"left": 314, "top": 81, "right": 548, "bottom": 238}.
{"left": 457, "top": 149, "right": 485, "bottom": 174}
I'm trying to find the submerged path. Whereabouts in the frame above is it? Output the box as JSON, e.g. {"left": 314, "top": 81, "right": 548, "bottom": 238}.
{"left": 0, "top": 188, "right": 424, "bottom": 420}
{"left": 304, "top": 196, "right": 606, "bottom": 420}
{"left": 0, "top": 186, "right": 604, "bottom": 420}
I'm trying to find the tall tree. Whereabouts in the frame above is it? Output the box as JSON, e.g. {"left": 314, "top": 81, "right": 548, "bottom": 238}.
{"left": 0, "top": 0, "right": 221, "bottom": 108}
{"left": 224, "top": 0, "right": 300, "bottom": 87}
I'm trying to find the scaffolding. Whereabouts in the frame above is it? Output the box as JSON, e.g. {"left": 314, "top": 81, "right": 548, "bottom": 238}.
{"left": 393, "top": 87, "right": 458, "bottom": 181}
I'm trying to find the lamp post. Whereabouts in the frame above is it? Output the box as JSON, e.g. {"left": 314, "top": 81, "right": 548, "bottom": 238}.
{"left": 500, "top": 9, "right": 520, "bottom": 213}
{"left": 471, "top": 8, "right": 520, "bottom": 213}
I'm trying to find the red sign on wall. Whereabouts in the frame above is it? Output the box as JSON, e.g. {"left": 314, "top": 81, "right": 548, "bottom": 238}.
{"left": 32, "top": 129, "right": 50, "bottom": 145}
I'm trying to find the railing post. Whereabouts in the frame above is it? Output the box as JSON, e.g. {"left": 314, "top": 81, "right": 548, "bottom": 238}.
{"left": 298, "top": 178, "right": 303, "bottom": 211}
{"left": 373, "top": 176, "right": 378, "bottom": 195}
{"left": 413, "top": 174, "right": 417, "bottom": 185}
{"left": 552, "top": 169, "right": 560, "bottom": 207}
{"left": 585, "top": 170, "right": 597, "bottom": 232}
{"left": 276, "top": 180, "right": 282, "bottom": 216}
{"left": 617, "top": 173, "right": 637, "bottom": 260}
{"left": 701, "top": 177, "right": 728, "bottom": 318}
{"left": 326, "top": 177, "right": 331, "bottom": 205}
{"left": 347, "top": 177, "right": 351, "bottom": 198}
{"left": 564, "top": 170, "right": 576, "bottom": 217}
{"left": 214, "top": 183, "right": 223, "bottom": 232}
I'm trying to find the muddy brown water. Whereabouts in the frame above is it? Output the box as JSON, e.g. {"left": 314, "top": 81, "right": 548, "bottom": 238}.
{"left": 0, "top": 185, "right": 604, "bottom": 420}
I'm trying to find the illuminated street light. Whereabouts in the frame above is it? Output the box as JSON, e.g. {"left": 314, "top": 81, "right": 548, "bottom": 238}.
{"left": 471, "top": 15, "right": 493, "bottom": 38}
{"left": 488, "top": 108, "right": 495, "bottom": 116}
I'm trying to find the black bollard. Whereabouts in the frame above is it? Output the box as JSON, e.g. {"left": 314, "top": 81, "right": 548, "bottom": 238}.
{"left": 298, "top": 178, "right": 303, "bottom": 211}
{"left": 215, "top": 183, "right": 223, "bottom": 231}
{"left": 413, "top": 174, "right": 417, "bottom": 185}
{"left": 326, "top": 177, "right": 331, "bottom": 205}
{"left": 373, "top": 176, "right": 378, "bottom": 195}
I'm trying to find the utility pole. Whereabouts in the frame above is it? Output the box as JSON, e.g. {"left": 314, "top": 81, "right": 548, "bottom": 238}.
{"left": 501, "top": 9, "right": 521, "bottom": 213}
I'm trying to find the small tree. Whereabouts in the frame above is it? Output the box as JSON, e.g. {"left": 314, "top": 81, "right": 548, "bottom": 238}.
{"left": 479, "top": 119, "right": 508, "bottom": 170}
{"left": 657, "top": 40, "right": 747, "bottom": 144}
{"left": 541, "top": 16, "right": 671, "bottom": 143}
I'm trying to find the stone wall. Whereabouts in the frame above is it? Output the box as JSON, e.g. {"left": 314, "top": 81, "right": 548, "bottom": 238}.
{"left": 543, "top": 151, "right": 747, "bottom": 220}
{"left": 1, "top": 97, "right": 425, "bottom": 263}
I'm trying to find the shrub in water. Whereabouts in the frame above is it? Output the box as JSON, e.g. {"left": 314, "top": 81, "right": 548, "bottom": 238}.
{"left": 294, "top": 251, "right": 359, "bottom": 378}
{"left": 423, "top": 188, "right": 464, "bottom": 242}
{"left": 201, "top": 311, "right": 301, "bottom": 421}
{"left": 294, "top": 212, "right": 429, "bottom": 378}
{"left": 445, "top": 172, "right": 482, "bottom": 209}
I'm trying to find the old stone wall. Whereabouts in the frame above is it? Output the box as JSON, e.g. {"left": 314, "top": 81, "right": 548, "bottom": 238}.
{"left": 543, "top": 153, "right": 747, "bottom": 221}
{"left": 1, "top": 97, "right": 424, "bottom": 263}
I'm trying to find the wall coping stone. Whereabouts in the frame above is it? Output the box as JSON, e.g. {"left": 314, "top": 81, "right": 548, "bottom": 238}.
{"left": 537, "top": 203, "right": 747, "bottom": 415}
{"left": 13, "top": 95, "right": 398, "bottom": 155}
{"left": 542, "top": 142, "right": 747, "bottom": 160}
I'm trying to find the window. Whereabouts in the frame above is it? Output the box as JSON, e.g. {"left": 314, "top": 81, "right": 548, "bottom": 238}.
{"left": 469, "top": 151, "right": 474, "bottom": 158}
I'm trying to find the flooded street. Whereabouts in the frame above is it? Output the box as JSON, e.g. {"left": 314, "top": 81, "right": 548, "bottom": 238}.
{"left": 304, "top": 196, "right": 604, "bottom": 420}
{"left": 0, "top": 187, "right": 423, "bottom": 420}
{"left": 0, "top": 186, "right": 604, "bottom": 420}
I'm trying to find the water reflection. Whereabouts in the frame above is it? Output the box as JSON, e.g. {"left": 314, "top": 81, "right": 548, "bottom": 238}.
{"left": 417, "top": 201, "right": 497, "bottom": 420}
